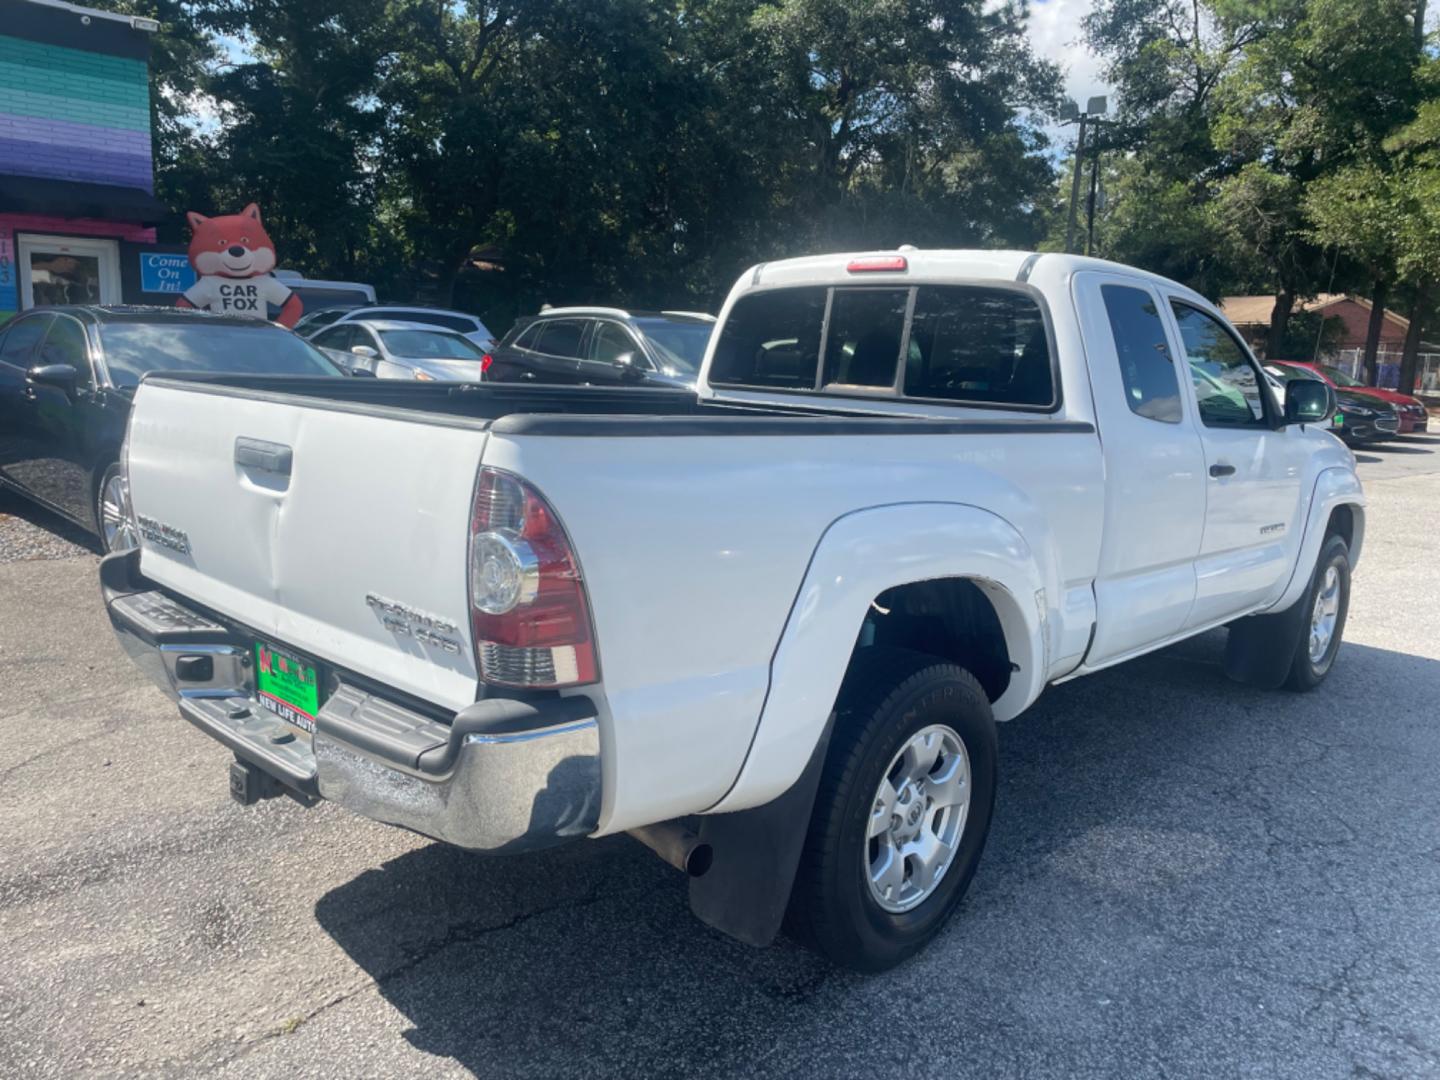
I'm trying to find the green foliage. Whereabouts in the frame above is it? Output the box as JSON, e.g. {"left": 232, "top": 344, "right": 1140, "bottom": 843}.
{"left": 1271, "top": 309, "right": 1345, "bottom": 360}
{"left": 86, "top": 0, "right": 1062, "bottom": 320}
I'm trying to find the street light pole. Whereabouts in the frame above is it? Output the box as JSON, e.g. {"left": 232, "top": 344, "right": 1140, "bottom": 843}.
{"left": 1064, "top": 115, "right": 1088, "bottom": 255}
{"left": 1062, "top": 96, "right": 1108, "bottom": 256}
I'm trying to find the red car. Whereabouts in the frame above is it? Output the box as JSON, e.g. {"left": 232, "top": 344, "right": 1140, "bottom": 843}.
{"left": 1271, "top": 361, "right": 1430, "bottom": 434}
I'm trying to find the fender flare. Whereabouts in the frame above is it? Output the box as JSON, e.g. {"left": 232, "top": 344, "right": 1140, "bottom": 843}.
{"left": 1265, "top": 466, "right": 1366, "bottom": 615}
{"left": 706, "top": 501, "right": 1050, "bottom": 815}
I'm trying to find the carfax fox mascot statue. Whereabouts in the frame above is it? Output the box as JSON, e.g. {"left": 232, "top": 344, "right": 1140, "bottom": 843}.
{"left": 175, "top": 203, "right": 303, "bottom": 327}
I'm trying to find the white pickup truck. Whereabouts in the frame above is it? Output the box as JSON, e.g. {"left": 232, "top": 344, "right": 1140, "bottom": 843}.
{"left": 103, "top": 250, "right": 1363, "bottom": 971}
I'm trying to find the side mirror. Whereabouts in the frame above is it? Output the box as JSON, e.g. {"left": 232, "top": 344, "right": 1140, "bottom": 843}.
{"left": 613, "top": 351, "right": 644, "bottom": 380}
{"left": 1283, "top": 379, "right": 1334, "bottom": 426}
{"left": 27, "top": 363, "right": 79, "bottom": 399}
{"left": 351, "top": 345, "right": 378, "bottom": 359}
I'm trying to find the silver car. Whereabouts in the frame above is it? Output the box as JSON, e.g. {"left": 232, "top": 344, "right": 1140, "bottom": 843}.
{"left": 310, "top": 320, "right": 489, "bottom": 381}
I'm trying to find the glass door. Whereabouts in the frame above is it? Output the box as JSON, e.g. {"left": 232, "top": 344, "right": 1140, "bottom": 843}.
{"left": 17, "top": 234, "right": 121, "bottom": 309}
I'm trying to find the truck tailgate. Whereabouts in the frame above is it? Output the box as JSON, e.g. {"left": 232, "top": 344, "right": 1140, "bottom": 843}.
{"left": 125, "top": 381, "right": 486, "bottom": 711}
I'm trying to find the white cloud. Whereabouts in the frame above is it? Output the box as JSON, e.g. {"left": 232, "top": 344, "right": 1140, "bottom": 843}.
{"left": 1027, "top": 0, "right": 1111, "bottom": 109}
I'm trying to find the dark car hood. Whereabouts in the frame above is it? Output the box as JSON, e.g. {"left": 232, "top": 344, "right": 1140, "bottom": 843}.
{"left": 1335, "top": 389, "right": 1393, "bottom": 412}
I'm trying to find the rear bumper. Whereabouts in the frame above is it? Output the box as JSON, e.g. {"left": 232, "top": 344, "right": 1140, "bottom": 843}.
{"left": 101, "top": 550, "right": 601, "bottom": 853}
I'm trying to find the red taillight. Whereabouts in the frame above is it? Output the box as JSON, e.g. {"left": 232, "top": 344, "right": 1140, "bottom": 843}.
{"left": 481, "top": 353, "right": 494, "bottom": 374}
{"left": 846, "top": 255, "right": 908, "bottom": 273}
{"left": 469, "top": 468, "right": 597, "bottom": 688}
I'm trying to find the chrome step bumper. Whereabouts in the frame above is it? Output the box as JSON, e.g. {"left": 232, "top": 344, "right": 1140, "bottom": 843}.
{"left": 100, "top": 550, "right": 601, "bottom": 853}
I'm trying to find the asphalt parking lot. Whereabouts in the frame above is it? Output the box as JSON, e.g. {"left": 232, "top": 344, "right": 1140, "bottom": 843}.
{"left": 2, "top": 439, "right": 1439, "bottom": 1080}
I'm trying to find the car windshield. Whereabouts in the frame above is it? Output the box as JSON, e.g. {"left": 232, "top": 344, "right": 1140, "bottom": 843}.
{"left": 1321, "top": 365, "right": 1364, "bottom": 388}
{"left": 99, "top": 321, "right": 341, "bottom": 388}
{"left": 378, "top": 329, "right": 485, "bottom": 359}
{"left": 632, "top": 318, "right": 712, "bottom": 374}
{"left": 1265, "top": 364, "right": 1321, "bottom": 383}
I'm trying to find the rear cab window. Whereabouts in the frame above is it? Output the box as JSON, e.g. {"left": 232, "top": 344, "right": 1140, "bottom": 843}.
{"left": 1100, "top": 285, "right": 1182, "bottom": 423}
{"left": 709, "top": 283, "right": 1056, "bottom": 409}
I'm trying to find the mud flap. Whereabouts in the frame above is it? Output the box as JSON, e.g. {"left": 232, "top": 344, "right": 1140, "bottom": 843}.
{"left": 688, "top": 715, "right": 834, "bottom": 948}
{"left": 1223, "top": 599, "right": 1307, "bottom": 690}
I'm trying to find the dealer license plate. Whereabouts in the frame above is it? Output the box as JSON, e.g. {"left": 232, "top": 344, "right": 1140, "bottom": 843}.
{"left": 254, "top": 642, "right": 323, "bottom": 736}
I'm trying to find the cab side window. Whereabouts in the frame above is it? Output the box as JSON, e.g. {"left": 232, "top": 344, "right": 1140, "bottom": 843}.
{"left": 1171, "top": 303, "right": 1268, "bottom": 427}
{"left": 1101, "top": 285, "right": 1181, "bottom": 423}
{"left": 0, "top": 315, "right": 52, "bottom": 369}
{"left": 38, "top": 317, "right": 92, "bottom": 378}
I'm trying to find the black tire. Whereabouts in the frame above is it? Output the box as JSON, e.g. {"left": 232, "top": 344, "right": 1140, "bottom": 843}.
{"left": 1283, "top": 534, "right": 1351, "bottom": 691}
{"left": 787, "top": 647, "right": 997, "bottom": 972}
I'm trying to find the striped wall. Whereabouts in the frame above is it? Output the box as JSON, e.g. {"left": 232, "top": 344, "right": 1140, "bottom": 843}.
{"left": 0, "top": 33, "right": 153, "bottom": 192}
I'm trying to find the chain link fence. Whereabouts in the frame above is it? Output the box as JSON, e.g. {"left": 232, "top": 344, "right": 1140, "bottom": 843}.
{"left": 1332, "top": 348, "right": 1440, "bottom": 393}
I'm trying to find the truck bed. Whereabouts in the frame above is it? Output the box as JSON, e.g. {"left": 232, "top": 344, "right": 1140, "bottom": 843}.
{"left": 142, "top": 372, "right": 1094, "bottom": 437}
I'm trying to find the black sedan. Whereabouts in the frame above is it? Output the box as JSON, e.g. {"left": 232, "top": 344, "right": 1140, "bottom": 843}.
{"left": 0, "top": 306, "right": 342, "bottom": 552}
{"left": 1331, "top": 389, "right": 1402, "bottom": 444}
{"left": 1265, "top": 363, "right": 1400, "bottom": 446}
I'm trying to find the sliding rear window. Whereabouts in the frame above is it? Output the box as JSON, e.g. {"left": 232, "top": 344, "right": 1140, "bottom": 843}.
{"left": 709, "top": 283, "right": 1055, "bottom": 409}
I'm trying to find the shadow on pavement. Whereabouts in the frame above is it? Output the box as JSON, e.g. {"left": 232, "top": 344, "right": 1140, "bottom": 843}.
{"left": 313, "top": 632, "right": 1440, "bottom": 1078}
{"left": 0, "top": 488, "right": 100, "bottom": 554}
{"left": 1367, "top": 441, "right": 1435, "bottom": 455}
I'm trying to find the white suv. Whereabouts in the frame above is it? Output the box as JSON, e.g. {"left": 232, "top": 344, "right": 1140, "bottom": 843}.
{"left": 300, "top": 305, "right": 496, "bottom": 349}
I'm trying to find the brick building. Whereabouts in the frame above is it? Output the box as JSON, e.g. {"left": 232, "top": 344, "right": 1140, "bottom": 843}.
{"left": 1218, "top": 294, "right": 1410, "bottom": 357}
{"left": 0, "top": 0, "right": 168, "bottom": 323}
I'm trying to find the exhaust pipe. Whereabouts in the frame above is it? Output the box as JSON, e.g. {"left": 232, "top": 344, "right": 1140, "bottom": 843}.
{"left": 629, "top": 822, "right": 713, "bottom": 877}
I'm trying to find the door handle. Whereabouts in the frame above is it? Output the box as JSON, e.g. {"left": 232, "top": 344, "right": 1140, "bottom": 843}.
{"left": 1209, "top": 463, "right": 1236, "bottom": 478}
{"left": 235, "top": 437, "right": 293, "bottom": 477}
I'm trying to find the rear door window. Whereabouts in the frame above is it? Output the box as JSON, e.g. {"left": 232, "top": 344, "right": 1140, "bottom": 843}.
{"left": 1100, "top": 285, "right": 1182, "bottom": 423}
{"left": 533, "top": 319, "right": 588, "bottom": 359}
{"left": 511, "top": 322, "right": 542, "bottom": 350}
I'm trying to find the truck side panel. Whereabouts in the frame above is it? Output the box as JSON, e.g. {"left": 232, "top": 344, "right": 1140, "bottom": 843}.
{"left": 479, "top": 426, "right": 1105, "bottom": 834}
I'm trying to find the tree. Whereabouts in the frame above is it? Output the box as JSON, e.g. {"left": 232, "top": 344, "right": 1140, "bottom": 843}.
{"left": 1304, "top": 163, "right": 1406, "bottom": 382}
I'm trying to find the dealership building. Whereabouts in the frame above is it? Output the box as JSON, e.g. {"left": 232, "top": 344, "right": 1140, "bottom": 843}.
{"left": 0, "top": 0, "right": 176, "bottom": 323}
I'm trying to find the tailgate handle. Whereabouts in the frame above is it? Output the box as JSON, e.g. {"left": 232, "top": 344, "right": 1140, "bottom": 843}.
{"left": 235, "top": 437, "right": 293, "bottom": 477}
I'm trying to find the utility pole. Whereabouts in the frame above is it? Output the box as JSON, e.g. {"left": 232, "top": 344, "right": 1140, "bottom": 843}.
{"left": 1062, "top": 96, "right": 1108, "bottom": 255}
{"left": 1086, "top": 150, "right": 1101, "bottom": 257}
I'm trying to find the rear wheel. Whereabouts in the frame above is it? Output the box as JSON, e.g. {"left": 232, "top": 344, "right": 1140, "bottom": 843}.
{"left": 96, "top": 463, "right": 138, "bottom": 554}
{"left": 788, "top": 647, "right": 997, "bottom": 972}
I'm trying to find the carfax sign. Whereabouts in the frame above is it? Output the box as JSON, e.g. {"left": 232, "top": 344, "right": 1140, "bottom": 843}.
{"left": 138, "top": 252, "right": 197, "bottom": 294}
